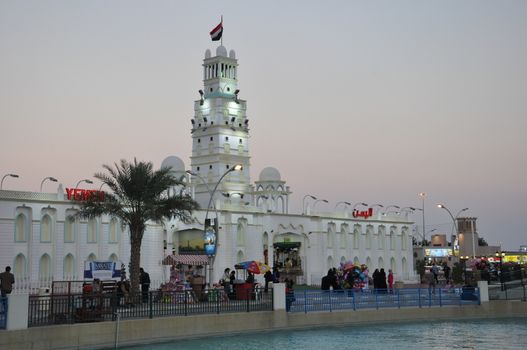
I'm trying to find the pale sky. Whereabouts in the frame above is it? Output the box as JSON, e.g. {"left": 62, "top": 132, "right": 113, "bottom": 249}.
{"left": 1, "top": 1, "right": 526, "bottom": 250}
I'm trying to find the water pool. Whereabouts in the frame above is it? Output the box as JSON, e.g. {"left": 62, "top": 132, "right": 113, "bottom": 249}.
{"left": 122, "top": 317, "right": 527, "bottom": 350}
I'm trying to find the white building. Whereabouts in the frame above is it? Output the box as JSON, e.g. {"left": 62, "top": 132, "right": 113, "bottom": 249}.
{"left": 0, "top": 44, "right": 417, "bottom": 290}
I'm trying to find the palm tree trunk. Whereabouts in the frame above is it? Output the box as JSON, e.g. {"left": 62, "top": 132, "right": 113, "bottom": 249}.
{"left": 129, "top": 225, "right": 143, "bottom": 301}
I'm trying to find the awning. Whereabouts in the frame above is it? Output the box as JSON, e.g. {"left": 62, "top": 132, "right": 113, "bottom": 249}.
{"left": 273, "top": 242, "right": 301, "bottom": 249}
{"left": 162, "top": 254, "right": 209, "bottom": 266}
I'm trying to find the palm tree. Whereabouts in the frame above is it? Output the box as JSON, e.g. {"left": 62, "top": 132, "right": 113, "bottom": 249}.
{"left": 77, "top": 159, "right": 199, "bottom": 295}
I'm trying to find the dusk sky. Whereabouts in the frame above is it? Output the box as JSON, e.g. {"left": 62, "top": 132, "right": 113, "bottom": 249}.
{"left": 1, "top": 1, "right": 526, "bottom": 250}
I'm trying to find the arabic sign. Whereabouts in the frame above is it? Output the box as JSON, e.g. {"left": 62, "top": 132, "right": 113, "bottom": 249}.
{"left": 66, "top": 188, "right": 105, "bottom": 201}
{"left": 84, "top": 260, "right": 121, "bottom": 280}
{"left": 352, "top": 208, "right": 373, "bottom": 219}
{"left": 425, "top": 248, "right": 453, "bottom": 257}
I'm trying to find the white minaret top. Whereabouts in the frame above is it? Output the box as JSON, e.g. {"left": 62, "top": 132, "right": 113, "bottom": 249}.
{"left": 189, "top": 46, "right": 251, "bottom": 208}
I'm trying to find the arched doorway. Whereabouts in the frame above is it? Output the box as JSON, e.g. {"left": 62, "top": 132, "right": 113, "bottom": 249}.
{"left": 273, "top": 233, "right": 306, "bottom": 283}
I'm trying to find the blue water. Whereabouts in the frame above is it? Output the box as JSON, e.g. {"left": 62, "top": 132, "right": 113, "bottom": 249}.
{"left": 123, "top": 317, "right": 526, "bottom": 350}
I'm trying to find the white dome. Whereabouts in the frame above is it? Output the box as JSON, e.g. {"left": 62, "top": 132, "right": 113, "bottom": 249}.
{"left": 229, "top": 50, "right": 236, "bottom": 59}
{"left": 161, "top": 156, "right": 185, "bottom": 174}
{"left": 216, "top": 45, "right": 228, "bottom": 57}
{"left": 259, "top": 167, "right": 281, "bottom": 182}
{"left": 204, "top": 49, "right": 211, "bottom": 59}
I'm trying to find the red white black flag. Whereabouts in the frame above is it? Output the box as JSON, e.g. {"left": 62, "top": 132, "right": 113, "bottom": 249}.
{"left": 210, "top": 19, "right": 223, "bottom": 41}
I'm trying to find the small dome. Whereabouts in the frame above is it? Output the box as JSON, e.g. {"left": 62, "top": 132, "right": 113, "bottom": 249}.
{"left": 216, "top": 45, "right": 228, "bottom": 57}
{"left": 204, "top": 49, "right": 211, "bottom": 59}
{"left": 161, "top": 156, "right": 185, "bottom": 174}
{"left": 259, "top": 167, "right": 281, "bottom": 182}
{"left": 229, "top": 50, "right": 236, "bottom": 59}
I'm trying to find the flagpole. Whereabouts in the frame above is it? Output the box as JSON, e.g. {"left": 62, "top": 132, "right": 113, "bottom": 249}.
{"left": 220, "top": 15, "right": 223, "bottom": 46}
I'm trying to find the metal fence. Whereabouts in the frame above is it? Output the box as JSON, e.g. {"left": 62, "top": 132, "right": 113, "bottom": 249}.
{"left": 489, "top": 281, "right": 526, "bottom": 301}
{"left": 28, "top": 286, "right": 273, "bottom": 327}
{"left": 288, "top": 287, "right": 480, "bottom": 313}
{"left": 0, "top": 296, "right": 7, "bottom": 329}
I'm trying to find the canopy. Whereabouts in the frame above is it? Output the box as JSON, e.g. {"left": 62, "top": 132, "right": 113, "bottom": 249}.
{"left": 162, "top": 254, "right": 209, "bottom": 266}
{"left": 235, "top": 261, "right": 271, "bottom": 274}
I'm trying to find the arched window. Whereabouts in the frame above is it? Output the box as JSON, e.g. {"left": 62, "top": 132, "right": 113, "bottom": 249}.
{"left": 39, "top": 254, "right": 52, "bottom": 281}
{"left": 378, "top": 257, "right": 385, "bottom": 269}
{"left": 401, "top": 227, "right": 408, "bottom": 250}
{"left": 366, "top": 257, "right": 372, "bottom": 269}
{"left": 15, "top": 213, "right": 27, "bottom": 242}
{"left": 353, "top": 225, "right": 360, "bottom": 249}
{"left": 236, "top": 250, "right": 244, "bottom": 263}
{"left": 327, "top": 256, "right": 334, "bottom": 270}
{"left": 14, "top": 253, "right": 27, "bottom": 278}
{"left": 236, "top": 218, "right": 247, "bottom": 246}
{"left": 402, "top": 257, "right": 408, "bottom": 279}
{"left": 327, "top": 224, "right": 335, "bottom": 248}
{"left": 390, "top": 257, "right": 396, "bottom": 273}
{"left": 64, "top": 216, "right": 75, "bottom": 242}
{"left": 353, "top": 256, "right": 360, "bottom": 266}
{"left": 365, "top": 225, "right": 373, "bottom": 250}
{"left": 109, "top": 253, "right": 118, "bottom": 261}
{"left": 40, "top": 214, "right": 52, "bottom": 242}
{"left": 378, "top": 226, "right": 385, "bottom": 250}
{"left": 87, "top": 253, "right": 97, "bottom": 262}
{"left": 109, "top": 218, "right": 119, "bottom": 243}
{"left": 87, "top": 218, "right": 97, "bottom": 243}
{"left": 340, "top": 224, "right": 348, "bottom": 249}
{"left": 63, "top": 254, "right": 75, "bottom": 279}
{"left": 390, "top": 226, "right": 396, "bottom": 250}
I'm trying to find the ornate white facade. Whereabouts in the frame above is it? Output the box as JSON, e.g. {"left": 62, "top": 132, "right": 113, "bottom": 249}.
{"left": 0, "top": 44, "right": 417, "bottom": 290}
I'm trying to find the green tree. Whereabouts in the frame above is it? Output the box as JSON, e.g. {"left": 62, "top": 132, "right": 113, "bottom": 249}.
{"left": 77, "top": 159, "right": 199, "bottom": 294}
{"left": 415, "top": 259, "right": 426, "bottom": 283}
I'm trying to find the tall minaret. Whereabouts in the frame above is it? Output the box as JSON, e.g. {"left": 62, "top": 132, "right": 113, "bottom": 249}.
{"left": 189, "top": 46, "right": 251, "bottom": 208}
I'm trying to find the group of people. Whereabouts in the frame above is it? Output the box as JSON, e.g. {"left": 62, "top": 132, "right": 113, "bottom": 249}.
{"left": 321, "top": 266, "right": 395, "bottom": 293}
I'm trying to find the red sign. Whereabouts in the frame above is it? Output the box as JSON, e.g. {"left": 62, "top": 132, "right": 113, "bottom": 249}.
{"left": 352, "top": 207, "right": 373, "bottom": 219}
{"left": 66, "top": 188, "right": 105, "bottom": 201}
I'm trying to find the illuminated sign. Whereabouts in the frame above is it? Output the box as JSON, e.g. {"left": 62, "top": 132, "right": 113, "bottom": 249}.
{"left": 204, "top": 228, "right": 216, "bottom": 256}
{"left": 352, "top": 208, "right": 373, "bottom": 219}
{"left": 425, "top": 248, "right": 453, "bottom": 257}
{"left": 66, "top": 188, "right": 105, "bottom": 201}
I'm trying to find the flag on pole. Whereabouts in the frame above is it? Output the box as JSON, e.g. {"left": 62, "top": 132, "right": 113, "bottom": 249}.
{"left": 210, "top": 19, "right": 223, "bottom": 41}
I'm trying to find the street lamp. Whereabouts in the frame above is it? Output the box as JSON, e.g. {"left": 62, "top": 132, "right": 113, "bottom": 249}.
{"left": 383, "top": 205, "right": 400, "bottom": 215}
{"left": 302, "top": 195, "right": 317, "bottom": 215}
{"left": 335, "top": 201, "right": 351, "bottom": 210}
{"left": 312, "top": 199, "right": 328, "bottom": 212}
{"left": 419, "top": 193, "right": 426, "bottom": 245}
{"left": 1, "top": 173, "right": 19, "bottom": 190}
{"left": 203, "top": 164, "right": 243, "bottom": 282}
{"left": 40, "top": 177, "right": 58, "bottom": 192}
{"left": 437, "top": 204, "right": 470, "bottom": 255}
{"left": 352, "top": 202, "right": 368, "bottom": 210}
{"left": 75, "top": 179, "right": 93, "bottom": 188}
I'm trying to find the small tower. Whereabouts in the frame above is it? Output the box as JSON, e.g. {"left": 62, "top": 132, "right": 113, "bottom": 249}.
{"left": 253, "top": 167, "right": 291, "bottom": 214}
{"left": 189, "top": 46, "right": 251, "bottom": 208}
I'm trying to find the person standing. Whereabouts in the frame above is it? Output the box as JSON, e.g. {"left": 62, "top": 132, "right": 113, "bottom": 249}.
{"left": 264, "top": 269, "right": 273, "bottom": 293}
{"left": 388, "top": 269, "right": 394, "bottom": 293}
{"left": 372, "top": 269, "right": 380, "bottom": 290}
{"left": 0, "top": 266, "right": 15, "bottom": 297}
{"left": 139, "top": 267, "right": 150, "bottom": 303}
{"left": 379, "top": 268, "right": 388, "bottom": 292}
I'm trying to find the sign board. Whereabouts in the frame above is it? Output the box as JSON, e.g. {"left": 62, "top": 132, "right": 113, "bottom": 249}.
{"left": 84, "top": 261, "right": 121, "bottom": 280}
{"left": 425, "top": 248, "right": 453, "bottom": 257}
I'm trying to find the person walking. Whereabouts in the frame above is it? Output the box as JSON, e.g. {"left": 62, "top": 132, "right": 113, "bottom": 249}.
{"left": 0, "top": 266, "right": 15, "bottom": 297}
{"left": 139, "top": 267, "right": 150, "bottom": 303}
{"left": 379, "top": 268, "right": 388, "bottom": 293}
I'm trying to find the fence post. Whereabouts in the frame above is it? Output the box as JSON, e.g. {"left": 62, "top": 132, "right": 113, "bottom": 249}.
{"left": 304, "top": 290, "right": 307, "bottom": 314}
{"left": 375, "top": 291, "right": 379, "bottom": 310}
{"left": 149, "top": 292, "right": 153, "bottom": 319}
{"left": 216, "top": 289, "right": 220, "bottom": 314}
{"left": 184, "top": 291, "right": 188, "bottom": 316}
{"left": 246, "top": 287, "right": 250, "bottom": 313}
{"left": 328, "top": 291, "right": 332, "bottom": 312}
{"left": 418, "top": 288, "right": 421, "bottom": 308}
{"left": 428, "top": 288, "right": 432, "bottom": 308}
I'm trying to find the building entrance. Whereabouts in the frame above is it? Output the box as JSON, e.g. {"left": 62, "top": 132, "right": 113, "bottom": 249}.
{"left": 273, "top": 242, "right": 303, "bottom": 283}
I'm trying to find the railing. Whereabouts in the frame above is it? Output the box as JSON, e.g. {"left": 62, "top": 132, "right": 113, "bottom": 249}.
{"left": 288, "top": 287, "right": 480, "bottom": 313}
{"left": 489, "top": 280, "right": 526, "bottom": 301}
{"left": 0, "top": 296, "right": 7, "bottom": 329}
{"left": 28, "top": 286, "right": 273, "bottom": 327}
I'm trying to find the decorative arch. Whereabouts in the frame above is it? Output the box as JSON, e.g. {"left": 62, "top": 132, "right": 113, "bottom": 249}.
{"left": 39, "top": 253, "right": 52, "bottom": 281}
{"left": 327, "top": 256, "right": 334, "bottom": 270}
{"left": 109, "top": 218, "right": 119, "bottom": 243}
{"left": 378, "top": 257, "right": 385, "bottom": 269}
{"left": 109, "top": 253, "right": 119, "bottom": 261}
{"left": 353, "top": 256, "right": 360, "bottom": 265}
{"left": 236, "top": 218, "right": 247, "bottom": 246}
{"left": 340, "top": 256, "right": 346, "bottom": 264}
{"left": 327, "top": 223, "right": 335, "bottom": 248}
{"left": 365, "top": 225, "right": 373, "bottom": 249}
{"left": 366, "top": 256, "right": 372, "bottom": 269}
{"left": 64, "top": 215, "right": 76, "bottom": 242}
{"left": 340, "top": 224, "right": 348, "bottom": 249}
{"left": 402, "top": 257, "right": 408, "bottom": 278}
{"left": 14, "top": 253, "right": 27, "bottom": 278}
{"left": 378, "top": 225, "right": 385, "bottom": 250}
{"left": 15, "top": 213, "right": 28, "bottom": 242}
{"left": 41, "top": 214, "right": 52, "bottom": 242}
{"left": 87, "top": 253, "right": 97, "bottom": 261}
{"left": 277, "top": 196, "right": 284, "bottom": 213}
{"left": 87, "top": 218, "right": 98, "bottom": 243}
{"left": 63, "top": 254, "right": 75, "bottom": 279}
{"left": 236, "top": 250, "right": 244, "bottom": 263}
{"left": 390, "top": 257, "right": 396, "bottom": 273}
{"left": 389, "top": 226, "right": 397, "bottom": 250}
{"left": 353, "top": 224, "right": 361, "bottom": 249}
{"left": 401, "top": 226, "right": 409, "bottom": 250}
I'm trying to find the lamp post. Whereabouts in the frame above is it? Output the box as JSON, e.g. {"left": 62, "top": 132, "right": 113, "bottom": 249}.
{"left": 496, "top": 251, "right": 506, "bottom": 291}
{"left": 383, "top": 205, "right": 400, "bottom": 215}
{"left": 312, "top": 199, "right": 328, "bottom": 212}
{"left": 302, "top": 195, "right": 317, "bottom": 215}
{"left": 40, "top": 177, "right": 58, "bottom": 192}
{"left": 335, "top": 201, "right": 351, "bottom": 210}
{"left": 202, "top": 164, "right": 243, "bottom": 283}
{"left": 419, "top": 193, "right": 426, "bottom": 245}
{"left": 437, "top": 204, "right": 470, "bottom": 255}
{"left": 75, "top": 179, "right": 93, "bottom": 188}
{"left": 1, "top": 173, "right": 19, "bottom": 190}
{"left": 352, "top": 202, "right": 368, "bottom": 210}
